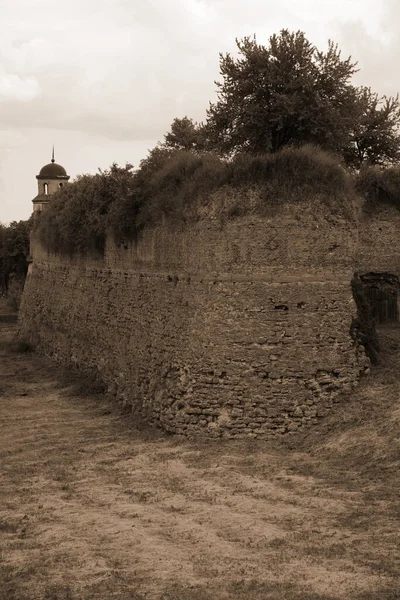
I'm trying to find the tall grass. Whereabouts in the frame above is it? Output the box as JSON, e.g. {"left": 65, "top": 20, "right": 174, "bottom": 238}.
{"left": 35, "top": 145, "right": 356, "bottom": 257}
{"left": 356, "top": 165, "right": 400, "bottom": 212}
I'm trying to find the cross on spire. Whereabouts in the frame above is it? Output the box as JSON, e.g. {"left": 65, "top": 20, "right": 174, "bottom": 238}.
{"left": 51, "top": 145, "right": 55, "bottom": 163}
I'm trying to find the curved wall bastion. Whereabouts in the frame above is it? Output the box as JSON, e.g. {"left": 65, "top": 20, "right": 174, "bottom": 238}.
{"left": 19, "top": 201, "right": 400, "bottom": 438}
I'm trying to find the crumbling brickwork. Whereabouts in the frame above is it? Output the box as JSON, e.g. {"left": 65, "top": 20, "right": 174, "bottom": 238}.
{"left": 20, "top": 201, "right": 378, "bottom": 438}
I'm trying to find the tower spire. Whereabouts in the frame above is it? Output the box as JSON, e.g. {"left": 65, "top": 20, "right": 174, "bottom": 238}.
{"left": 51, "top": 145, "right": 55, "bottom": 163}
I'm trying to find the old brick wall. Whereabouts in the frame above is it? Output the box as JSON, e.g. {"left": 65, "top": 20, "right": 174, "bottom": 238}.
{"left": 20, "top": 200, "right": 370, "bottom": 438}
{"left": 357, "top": 205, "right": 400, "bottom": 277}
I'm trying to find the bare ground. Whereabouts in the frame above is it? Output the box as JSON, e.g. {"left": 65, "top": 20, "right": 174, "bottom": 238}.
{"left": 0, "top": 301, "right": 399, "bottom": 600}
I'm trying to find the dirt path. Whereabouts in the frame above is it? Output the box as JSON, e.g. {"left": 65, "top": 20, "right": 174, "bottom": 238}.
{"left": 0, "top": 303, "right": 399, "bottom": 600}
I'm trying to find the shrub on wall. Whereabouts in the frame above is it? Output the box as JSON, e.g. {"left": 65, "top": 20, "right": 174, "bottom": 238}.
{"left": 133, "top": 151, "right": 227, "bottom": 230}
{"left": 356, "top": 165, "right": 400, "bottom": 212}
{"left": 35, "top": 145, "right": 355, "bottom": 257}
{"left": 227, "top": 145, "right": 352, "bottom": 207}
{"left": 37, "top": 164, "right": 137, "bottom": 256}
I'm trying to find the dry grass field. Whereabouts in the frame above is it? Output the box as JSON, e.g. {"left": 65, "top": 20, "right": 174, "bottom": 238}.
{"left": 0, "top": 299, "right": 399, "bottom": 600}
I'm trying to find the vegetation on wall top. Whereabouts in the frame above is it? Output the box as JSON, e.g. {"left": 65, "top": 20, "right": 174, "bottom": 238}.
{"left": 36, "top": 145, "right": 354, "bottom": 257}
{"left": 356, "top": 165, "right": 400, "bottom": 212}
{"left": 37, "top": 164, "right": 137, "bottom": 256}
{"left": 165, "top": 30, "right": 400, "bottom": 169}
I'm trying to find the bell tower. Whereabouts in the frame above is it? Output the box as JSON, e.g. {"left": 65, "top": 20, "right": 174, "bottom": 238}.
{"left": 32, "top": 148, "right": 70, "bottom": 214}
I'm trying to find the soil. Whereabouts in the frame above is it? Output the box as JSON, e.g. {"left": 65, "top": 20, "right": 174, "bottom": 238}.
{"left": 0, "top": 300, "right": 399, "bottom": 600}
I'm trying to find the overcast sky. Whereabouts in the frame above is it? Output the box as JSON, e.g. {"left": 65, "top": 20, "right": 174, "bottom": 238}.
{"left": 0, "top": 0, "right": 399, "bottom": 223}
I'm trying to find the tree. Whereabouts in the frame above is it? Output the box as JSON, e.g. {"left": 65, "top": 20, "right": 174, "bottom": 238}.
{"left": 163, "top": 116, "right": 207, "bottom": 152}
{"left": 206, "top": 30, "right": 360, "bottom": 156}
{"left": 343, "top": 88, "right": 400, "bottom": 168}
{"left": 37, "top": 164, "right": 137, "bottom": 255}
{"left": 0, "top": 219, "right": 31, "bottom": 294}
{"left": 203, "top": 31, "right": 400, "bottom": 166}
{"left": 136, "top": 145, "right": 175, "bottom": 179}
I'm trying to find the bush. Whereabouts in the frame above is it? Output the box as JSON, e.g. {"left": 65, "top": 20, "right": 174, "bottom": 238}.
{"left": 227, "top": 145, "right": 352, "bottom": 208}
{"left": 134, "top": 150, "right": 227, "bottom": 229}
{"left": 356, "top": 165, "right": 400, "bottom": 212}
{"left": 37, "top": 164, "right": 136, "bottom": 256}
{"left": 6, "top": 278, "right": 25, "bottom": 311}
{"left": 0, "top": 219, "right": 31, "bottom": 295}
{"left": 36, "top": 145, "right": 355, "bottom": 257}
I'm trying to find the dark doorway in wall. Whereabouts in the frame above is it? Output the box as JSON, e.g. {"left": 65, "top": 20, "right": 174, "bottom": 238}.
{"left": 351, "top": 275, "right": 380, "bottom": 364}
{"left": 351, "top": 272, "right": 400, "bottom": 366}
{"left": 359, "top": 273, "right": 399, "bottom": 324}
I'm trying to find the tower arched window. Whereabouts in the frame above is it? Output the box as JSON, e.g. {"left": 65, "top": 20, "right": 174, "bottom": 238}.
{"left": 44, "top": 183, "right": 48, "bottom": 195}
{"left": 59, "top": 183, "right": 63, "bottom": 189}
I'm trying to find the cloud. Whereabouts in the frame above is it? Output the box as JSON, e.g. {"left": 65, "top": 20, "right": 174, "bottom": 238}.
{"left": 331, "top": 0, "right": 400, "bottom": 97}
{"left": 0, "top": 71, "right": 41, "bottom": 102}
{"left": 0, "top": 0, "right": 224, "bottom": 139}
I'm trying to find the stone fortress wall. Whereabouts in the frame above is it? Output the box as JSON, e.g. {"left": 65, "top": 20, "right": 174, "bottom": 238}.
{"left": 19, "top": 200, "right": 400, "bottom": 438}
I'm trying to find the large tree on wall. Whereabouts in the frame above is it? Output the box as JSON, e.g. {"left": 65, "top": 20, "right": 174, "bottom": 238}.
{"left": 343, "top": 88, "right": 400, "bottom": 168}
{"left": 205, "top": 30, "right": 360, "bottom": 155}
{"left": 166, "top": 29, "right": 398, "bottom": 167}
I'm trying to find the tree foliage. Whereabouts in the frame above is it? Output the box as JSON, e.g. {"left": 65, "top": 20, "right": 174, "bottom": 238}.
{"left": 344, "top": 88, "right": 400, "bottom": 168}
{"left": 162, "top": 30, "right": 400, "bottom": 168}
{"left": 0, "top": 219, "right": 31, "bottom": 294}
{"left": 206, "top": 30, "right": 360, "bottom": 156}
{"left": 163, "top": 117, "right": 207, "bottom": 152}
{"left": 36, "top": 144, "right": 357, "bottom": 256}
{"left": 37, "top": 163, "right": 137, "bottom": 255}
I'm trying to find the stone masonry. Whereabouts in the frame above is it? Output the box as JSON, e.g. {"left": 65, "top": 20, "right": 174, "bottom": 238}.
{"left": 19, "top": 200, "right": 400, "bottom": 438}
